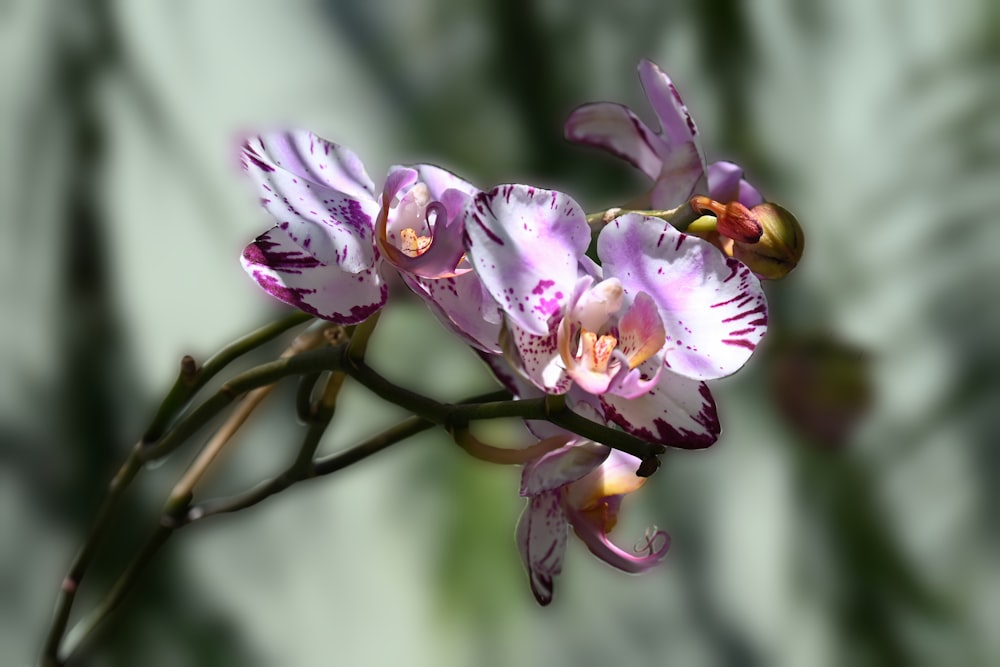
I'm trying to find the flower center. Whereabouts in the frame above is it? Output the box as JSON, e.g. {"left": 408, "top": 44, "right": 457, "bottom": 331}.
{"left": 399, "top": 227, "right": 432, "bottom": 257}
{"left": 393, "top": 183, "right": 434, "bottom": 257}
{"left": 581, "top": 329, "right": 618, "bottom": 373}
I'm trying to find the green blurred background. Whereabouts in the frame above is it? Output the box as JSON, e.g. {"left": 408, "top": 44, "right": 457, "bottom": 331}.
{"left": 2, "top": 0, "right": 998, "bottom": 665}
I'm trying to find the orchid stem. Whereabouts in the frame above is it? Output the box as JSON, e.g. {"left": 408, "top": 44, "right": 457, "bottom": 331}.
{"left": 143, "top": 310, "right": 313, "bottom": 445}
{"left": 190, "top": 414, "right": 432, "bottom": 521}
{"left": 585, "top": 204, "right": 687, "bottom": 229}
{"left": 59, "top": 389, "right": 511, "bottom": 663}
{"left": 40, "top": 453, "right": 143, "bottom": 666}
{"left": 165, "top": 325, "right": 334, "bottom": 511}
{"left": 346, "top": 311, "right": 381, "bottom": 362}
{"left": 139, "top": 345, "right": 346, "bottom": 463}
{"left": 41, "top": 311, "right": 315, "bottom": 666}
{"left": 47, "top": 312, "right": 667, "bottom": 663}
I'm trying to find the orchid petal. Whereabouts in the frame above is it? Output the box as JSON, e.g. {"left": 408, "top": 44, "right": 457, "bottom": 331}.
{"left": 563, "top": 359, "right": 614, "bottom": 395}
{"left": 477, "top": 347, "right": 575, "bottom": 441}
{"left": 240, "top": 131, "right": 375, "bottom": 201}
{"left": 567, "top": 506, "right": 670, "bottom": 574}
{"left": 520, "top": 441, "right": 610, "bottom": 496}
{"left": 600, "top": 369, "right": 719, "bottom": 448}
{"left": 564, "top": 102, "right": 665, "bottom": 181}
{"left": 598, "top": 214, "right": 767, "bottom": 380}
{"left": 402, "top": 272, "right": 502, "bottom": 353}
{"left": 241, "top": 227, "right": 386, "bottom": 324}
{"left": 516, "top": 490, "right": 568, "bottom": 606}
{"left": 377, "top": 166, "right": 474, "bottom": 278}
{"left": 571, "top": 278, "right": 623, "bottom": 332}
{"left": 617, "top": 291, "right": 666, "bottom": 370}
{"left": 464, "top": 185, "right": 589, "bottom": 336}
{"left": 507, "top": 321, "right": 572, "bottom": 394}
{"left": 411, "top": 163, "right": 480, "bottom": 200}
{"left": 241, "top": 133, "right": 379, "bottom": 272}
{"left": 570, "top": 449, "right": 648, "bottom": 503}
{"left": 648, "top": 140, "right": 707, "bottom": 209}
{"left": 707, "top": 160, "right": 764, "bottom": 207}
{"left": 607, "top": 353, "right": 664, "bottom": 400}
{"left": 637, "top": 60, "right": 704, "bottom": 160}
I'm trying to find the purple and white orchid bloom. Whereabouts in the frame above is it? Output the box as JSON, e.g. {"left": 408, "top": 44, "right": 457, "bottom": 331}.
{"left": 240, "top": 131, "right": 501, "bottom": 352}
{"left": 565, "top": 59, "right": 763, "bottom": 210}
{"left": 465, "top": 184, "right": 767, "bottom": 448}
{"left": 517, "top": 441, "right": 670, "bottom": 605}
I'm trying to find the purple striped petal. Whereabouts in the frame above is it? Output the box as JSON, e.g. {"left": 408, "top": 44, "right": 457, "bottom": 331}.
{"left": 241, "top": 227, "right": 386, "bottom": 324}
{"left": 600, "top": 369, "right": 720, "bottom": 448}
{"left": 564, "top": 102, "right": 665, "bottom": 181}
{"left": 516, "top": 490, "right": 569, "bottom": 606}
{"left": 598, "top": 213, "right": 767, "bottom": 380}
{"left": 241, "top": 132, "right": 379, "bottom": 272}
{"left": 464, "top": 185, "right": 589, "bottom": 336}
{"left": 637, "top": 60, "right": 705, "bottom": 160}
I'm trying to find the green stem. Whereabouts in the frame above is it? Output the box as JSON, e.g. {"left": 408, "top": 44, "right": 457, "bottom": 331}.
{"left": 190, "top": 415, "right": 432, "bottom": 521}
{"left": 61, "top": 523, "right": 176, "bottom": 663}
{"left": 139, "top": 345, "right": 346, "bottom": 463}
{"left": 343, "top": 354, "right": 451, "bottom": 423}
{"left": 59, "top": 389, "right": 511, "bottom": 661}
{"left": 585, "top": 204, "right": 687, "bottom": 228}
{"left": 41, "top": 310, "right": 314, "bottom": 666}
{"left": 346, "top": 311, "right": 381, "bottom": 362}
{"left": 189, "top": 389, "right": 511, "bottom": 522}
{"left": 142, "top": 310, "right": 312, "bottom": 445}
{"left": 41, "top": 452, "right": 144, "bottom": 666}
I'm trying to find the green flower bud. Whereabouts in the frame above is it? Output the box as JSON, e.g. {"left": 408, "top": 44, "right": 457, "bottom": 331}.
{"left": 732, "top": 203, "right": 804, "bottom": 280}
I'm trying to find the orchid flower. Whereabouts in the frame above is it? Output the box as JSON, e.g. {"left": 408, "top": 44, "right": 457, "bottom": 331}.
{"left": 517, "top": 441, "right": 670, "bottom": 605}
{"left": 565, "top": 59, "right": 762, "bottom": 210}
{"left": 465, "top": 184, "right": 767, "bottom": 447}
{"left": 240, "top": 131, "right": 501, "bottom": 352}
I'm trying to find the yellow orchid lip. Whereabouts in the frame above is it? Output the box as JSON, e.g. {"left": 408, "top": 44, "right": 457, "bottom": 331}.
{"left": 399, "top": 227, "right": 432, "bottom": 257}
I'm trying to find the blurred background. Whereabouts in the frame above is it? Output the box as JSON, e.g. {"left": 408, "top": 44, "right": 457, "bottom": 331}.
{"left": 2, "top": 0, "right": 998, "bottom": 665}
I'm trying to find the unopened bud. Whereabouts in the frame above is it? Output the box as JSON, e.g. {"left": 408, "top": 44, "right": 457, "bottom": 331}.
{"left": 731, "top": 203, "right": 804, "bottom": 280}
{"left": 689, "top": 195, "right": 762, "bottom": 243}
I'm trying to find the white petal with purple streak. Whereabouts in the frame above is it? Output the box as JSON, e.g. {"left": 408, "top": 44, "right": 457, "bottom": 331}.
{"left": 507, "top": 321, "right": 572, "bottom": 394}
{"left": 600, "top": 369, "right": 719, "bottom": 449}
{"left": 242, "top": 132, "right": 379, "bottom": 272}
{"left": 241, "top": 227, "right": 386, "bottom": 324}
{"left": 464, "top": 185, "right": 589, "bottom": 336}
{"left": 598, "top": 213, "right": 767, "bottom": 380}
{"left": 564, "top": 102, "right": 665, "bottom": 181}
{"left": 516, "top": 490, "right": 568, "bottom": 606}
{"left": 637, "top": 59, "right": 705, "bottom": 162}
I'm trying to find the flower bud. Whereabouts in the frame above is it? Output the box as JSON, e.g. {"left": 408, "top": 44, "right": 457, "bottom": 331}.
{"left": 689, "top": 195, "right": 762, "bottom": 243}
{"left": 731, "top": 203, "right": 804, "bottom": 280}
